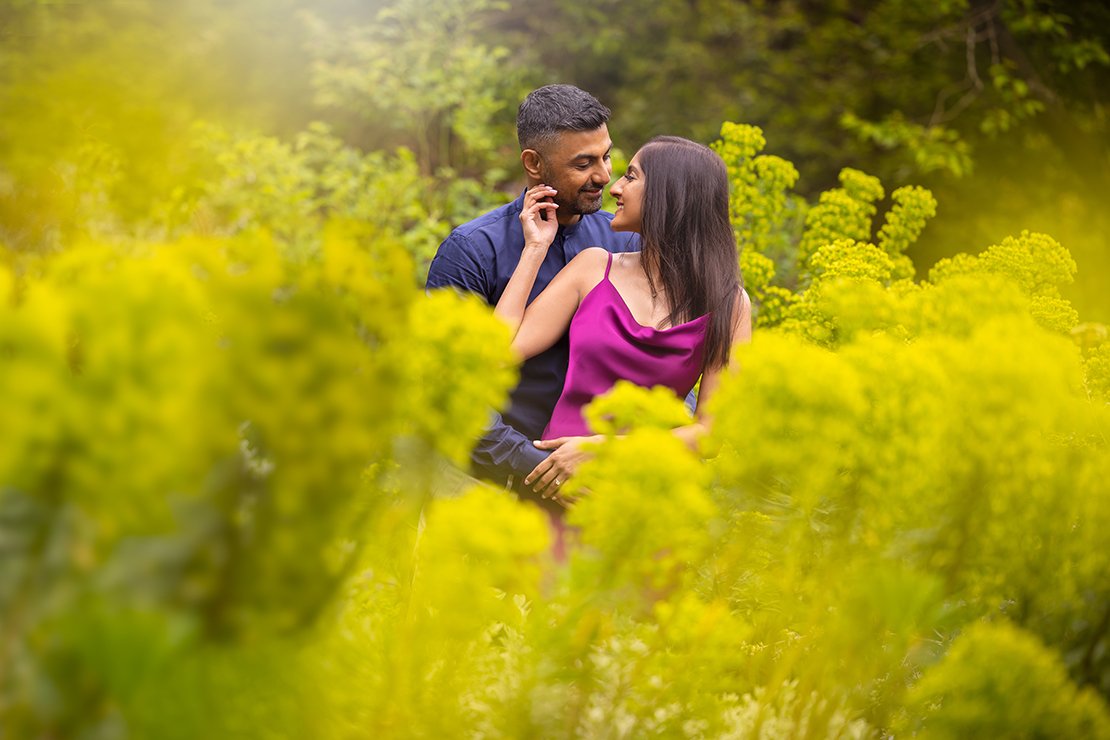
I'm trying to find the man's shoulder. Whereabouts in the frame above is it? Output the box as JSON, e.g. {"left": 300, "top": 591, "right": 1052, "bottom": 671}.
{"left": 577, "top": 210, "right": 639, "bottom": 252}
{"left": 427, "top": 196, "right": 522, "bottom": 292}
{"left": 584, "top": 209, "right": 617, "bottom": 225}
{"left": 451, "top": 197, "right": 522, "bottom": 241}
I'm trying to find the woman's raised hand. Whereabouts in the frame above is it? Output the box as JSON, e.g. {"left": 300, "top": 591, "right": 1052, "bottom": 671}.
{"left": 520, "top": 184, "right": 559, "bottom": 249}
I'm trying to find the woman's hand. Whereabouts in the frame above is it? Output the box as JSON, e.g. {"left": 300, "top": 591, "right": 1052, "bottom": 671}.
{"left": 494, "top": 185, "right": 580, "bottom": 355}
{"left": 526, "top": 434, "right": 603, "bottom": 504}
{"left": 520, "top": 184, "right": 559, "bottom": 249}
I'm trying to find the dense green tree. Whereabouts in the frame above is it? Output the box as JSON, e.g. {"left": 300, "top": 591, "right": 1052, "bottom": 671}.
{"left": 512, "top": 0, "right": 1110, "bottom": 316}
{"left": 520, "top": 1, "right": 1108, "bottom": 184}
{"left": 303, "top": 0, "right": 529, "bottom": 175}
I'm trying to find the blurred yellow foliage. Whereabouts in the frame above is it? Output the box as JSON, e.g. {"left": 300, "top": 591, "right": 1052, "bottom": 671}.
{"left": 2, "top": 117, "right": 1108, "bottom": 738}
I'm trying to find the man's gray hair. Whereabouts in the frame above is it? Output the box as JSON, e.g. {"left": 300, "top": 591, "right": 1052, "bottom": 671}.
{"left": 516, "top": 84, "right": 611, "bottom": 153}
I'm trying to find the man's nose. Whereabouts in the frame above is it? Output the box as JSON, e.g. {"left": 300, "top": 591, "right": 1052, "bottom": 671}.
{"left": 592, "top": 161, "right": 610, "bottom": 183}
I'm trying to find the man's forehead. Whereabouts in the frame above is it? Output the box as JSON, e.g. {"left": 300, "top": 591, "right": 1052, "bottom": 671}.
{"left": 550, "top": 125, "right": 611, "bottom": 159}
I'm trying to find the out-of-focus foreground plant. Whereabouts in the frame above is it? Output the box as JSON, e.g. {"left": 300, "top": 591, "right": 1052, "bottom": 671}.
{"left": 0, "top": 228, "right": 516, "bottom": 736}
{"left": 2, "top": 117, "right": 1109, "bottom": 737}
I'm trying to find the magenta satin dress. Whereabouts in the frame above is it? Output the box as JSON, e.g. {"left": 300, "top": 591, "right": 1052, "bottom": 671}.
{"left": 543, "top": 253, "right": 709, "bottom": 439}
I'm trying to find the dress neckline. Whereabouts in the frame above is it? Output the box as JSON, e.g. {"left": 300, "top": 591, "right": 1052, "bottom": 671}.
{"left": 599, "top": 275, "right": 709, "bottom": 333}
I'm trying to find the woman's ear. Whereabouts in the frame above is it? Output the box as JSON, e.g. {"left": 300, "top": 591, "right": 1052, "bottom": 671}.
{"left": 521, "top": 149, "right": 544, "bottom": 179}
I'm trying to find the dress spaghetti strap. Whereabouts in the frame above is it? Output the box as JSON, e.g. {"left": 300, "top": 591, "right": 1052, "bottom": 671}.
{"left": 603, "top": 251, "right": 613, "bottom": 279}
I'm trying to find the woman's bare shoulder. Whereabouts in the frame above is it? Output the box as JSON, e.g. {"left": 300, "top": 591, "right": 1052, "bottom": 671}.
{"left": 569, "top": 246, "right": 612, "bottom": 267}
{"left": 567, "top": 247, "right": 614, "bottom": 279}
{"left": 612, "top": 249, "right": 642, "bottom": 265}
{"left": 559, "top": 247, "right": 611, "bottom": 294}
{"left": 733, "top": 288, "right": 753, "bottom": 342}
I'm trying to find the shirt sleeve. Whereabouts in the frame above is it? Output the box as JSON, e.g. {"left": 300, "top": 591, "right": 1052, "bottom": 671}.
{"left": 471, "top": 411, "right": 551, "bottom": 484}
{"left": 425, "top": 231, "right": 548, "bottom": 486}
{"left": 425, "top": 231, "right": 490, "bottom": 298}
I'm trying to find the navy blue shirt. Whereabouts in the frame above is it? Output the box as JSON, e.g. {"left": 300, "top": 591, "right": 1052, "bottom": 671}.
{"left": 426, "top": 189, "right": 639, "bottom": 487}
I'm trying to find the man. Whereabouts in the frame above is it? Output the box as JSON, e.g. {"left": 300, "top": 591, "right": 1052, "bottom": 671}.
{"left": 426, "top": 84, "right": 638, "bottom": 502}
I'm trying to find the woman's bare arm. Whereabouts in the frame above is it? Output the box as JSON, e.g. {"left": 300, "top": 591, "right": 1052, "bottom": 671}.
{"left": 493, "top": 184, "right": 559, "bottom": 337}
{"left": 494, "top": 186, "right": 610, "bottom": 359}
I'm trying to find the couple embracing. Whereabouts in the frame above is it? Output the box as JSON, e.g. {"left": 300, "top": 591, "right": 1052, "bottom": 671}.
{"left": 427, "top": 84, "right": 751, "bottom": 517}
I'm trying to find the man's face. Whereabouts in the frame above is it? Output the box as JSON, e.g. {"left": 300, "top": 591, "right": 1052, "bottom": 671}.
{"left": 537, "top": 125, "right": 613, "bottom": 223}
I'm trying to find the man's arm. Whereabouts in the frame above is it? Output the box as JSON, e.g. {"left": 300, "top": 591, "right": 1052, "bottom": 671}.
{"left": 426, "top": 231, "right": 491, "bottom": 296}
{"left": 471, "top": 412, "right": 550, "bottom": 492}
{"left": 426, "top": 231, "right": 551, "bottom": 490}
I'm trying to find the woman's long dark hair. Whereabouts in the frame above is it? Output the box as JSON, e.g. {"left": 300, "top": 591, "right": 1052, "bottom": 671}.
{"left": 637, "top": 135, "right": 743, "bottom": 371}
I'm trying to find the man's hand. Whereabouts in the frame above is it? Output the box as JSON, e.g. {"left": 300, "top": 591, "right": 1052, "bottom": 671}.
{"left": 525, "top": 434, "right": 603, "bottom": 504}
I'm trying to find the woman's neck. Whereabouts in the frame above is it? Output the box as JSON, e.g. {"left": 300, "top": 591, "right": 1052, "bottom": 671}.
{"left": 640, "top": 251, "right": 664, "bottom": 304}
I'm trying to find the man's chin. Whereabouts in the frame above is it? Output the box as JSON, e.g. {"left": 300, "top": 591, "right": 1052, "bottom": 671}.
{"left": 576, "top": 193, "right": 604, "bottom": 215}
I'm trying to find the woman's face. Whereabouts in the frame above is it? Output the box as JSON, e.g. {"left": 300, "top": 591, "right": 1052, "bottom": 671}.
{"left": 609, "top": 152, "right": 644, "bottom": 233}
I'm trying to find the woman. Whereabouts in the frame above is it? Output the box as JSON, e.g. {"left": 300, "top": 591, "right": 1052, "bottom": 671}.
{"left": 495, "top": 135, "right": 752, "bottom": 504}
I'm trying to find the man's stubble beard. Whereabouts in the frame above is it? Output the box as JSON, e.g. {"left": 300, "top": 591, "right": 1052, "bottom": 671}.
{"left": 575, "top": 190, "right": 604, "bottom": 216}
{"left": 542, "top": 170, "right": 603, "bottom": 217}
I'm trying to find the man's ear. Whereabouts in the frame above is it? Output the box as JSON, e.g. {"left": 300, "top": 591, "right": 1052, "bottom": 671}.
{"left": 521, "top": 149, "right": 544, "bottom": 180}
